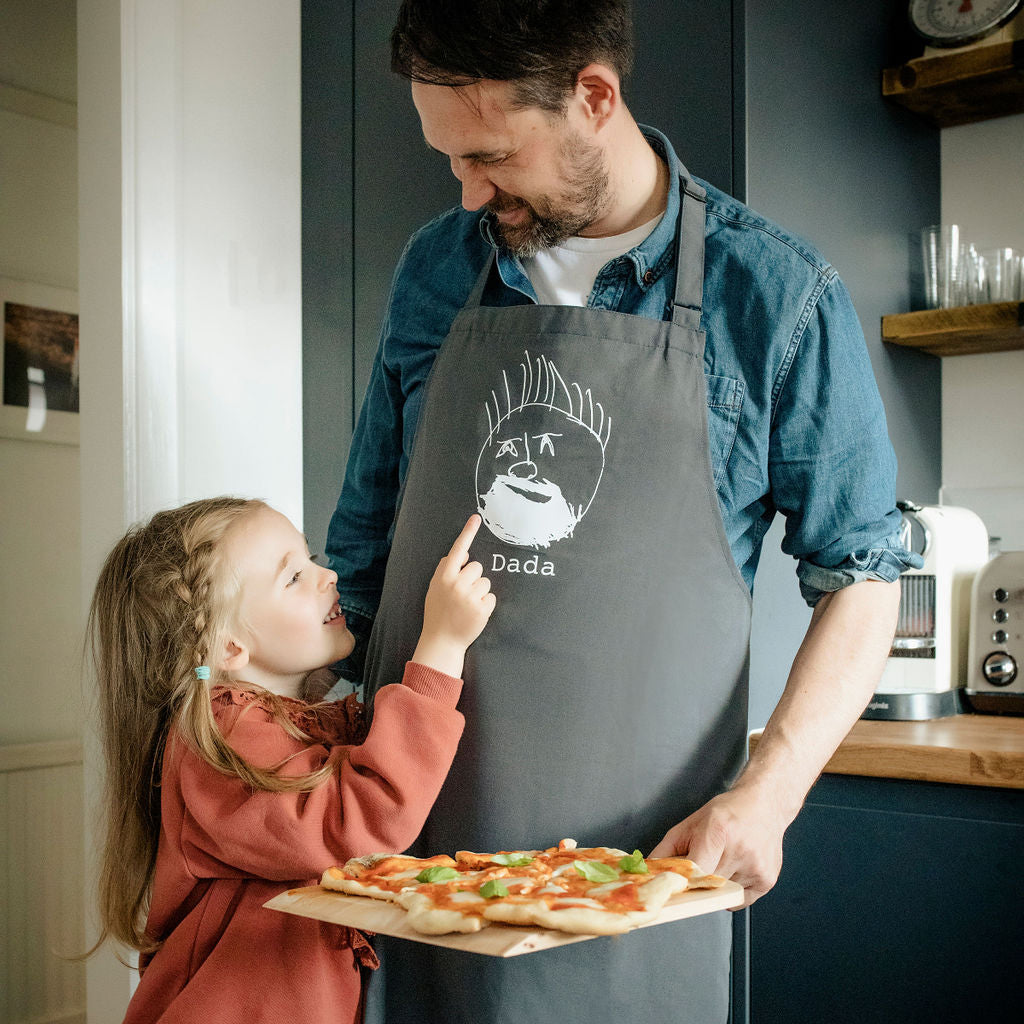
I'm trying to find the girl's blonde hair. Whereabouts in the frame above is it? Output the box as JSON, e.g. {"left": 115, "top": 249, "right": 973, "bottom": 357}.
{"left": 88, "top": 497, "right": 341, "bottom": 954}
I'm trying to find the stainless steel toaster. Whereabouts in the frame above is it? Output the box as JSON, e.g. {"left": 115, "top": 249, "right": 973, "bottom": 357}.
{"left": 965, "top": 550, "right": 1024, "bottom": 714}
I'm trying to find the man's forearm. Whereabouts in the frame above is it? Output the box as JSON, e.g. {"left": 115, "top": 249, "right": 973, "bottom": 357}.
{"left": 733, "top": 578, "right": 901, "bottom": 824}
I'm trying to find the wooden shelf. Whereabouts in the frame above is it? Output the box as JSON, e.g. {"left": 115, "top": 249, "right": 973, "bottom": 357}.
{"left": 882, "top": 301, "right": 1024, "bottom": 356}
{"left": 882, "top": 40, "right": 1024, "bottom": 127}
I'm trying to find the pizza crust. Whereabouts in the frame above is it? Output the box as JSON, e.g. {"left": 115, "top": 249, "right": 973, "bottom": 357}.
{"left": 395, "top": 890, "right": 491, "bottom": 934}
{"left": 321, "top": 854, "right": 459, "bottom": 901}
{"left": 478, "top": 869, "right": 689, "bottom": 935}
{"left": 319, "top": 873, "right": 401, "bottom": 902}
{"left": 483, "top": 899, "right": 661, "bottom": 935}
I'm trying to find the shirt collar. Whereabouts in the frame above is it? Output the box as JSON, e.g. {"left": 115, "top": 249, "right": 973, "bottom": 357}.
{"left": 478, "top": 124, "right": 685, "bottom": 296}
{"left": 629, "top": 126, "right": 683, "bottom": 290}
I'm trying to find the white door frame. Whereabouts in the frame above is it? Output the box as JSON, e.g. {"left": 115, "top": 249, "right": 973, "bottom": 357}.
{"left": 78, "top": 2, "right": 302, "bottom": 1017}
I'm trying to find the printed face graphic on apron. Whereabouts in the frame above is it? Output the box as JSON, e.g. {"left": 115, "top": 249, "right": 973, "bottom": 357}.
{"left": 475, "top": 351, "right": 611, "bottom": 550}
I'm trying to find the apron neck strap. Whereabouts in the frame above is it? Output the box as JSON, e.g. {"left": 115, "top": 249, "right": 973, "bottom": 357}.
{"left": 670, "top": 174, "right": 707, "bottom": 331}
{"left": 465, "top": 251, "right": 495, "bottom": 309}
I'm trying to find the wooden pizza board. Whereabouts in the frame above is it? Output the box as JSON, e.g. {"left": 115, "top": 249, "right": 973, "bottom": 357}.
{"left": 263, "top": 879, "right": 745, "bottom": 957}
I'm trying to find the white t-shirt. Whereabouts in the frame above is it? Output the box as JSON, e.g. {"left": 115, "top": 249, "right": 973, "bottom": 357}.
{"left": 522, "top": 213, "right": 663, "bottom": 307}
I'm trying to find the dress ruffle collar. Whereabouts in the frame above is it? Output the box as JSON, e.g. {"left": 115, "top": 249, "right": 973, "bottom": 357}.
{"left": 211, "top": 685, "right": 367, "bottom": 747}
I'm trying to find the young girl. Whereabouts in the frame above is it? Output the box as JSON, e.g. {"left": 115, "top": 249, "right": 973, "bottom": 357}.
{"left": 88, "top": 496, "right": 494, "bottom": 1024}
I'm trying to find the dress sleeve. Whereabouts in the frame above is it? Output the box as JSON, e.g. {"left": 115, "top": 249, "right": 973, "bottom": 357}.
{"left": 174, "top": 664, "right": 464, "bottom": 881}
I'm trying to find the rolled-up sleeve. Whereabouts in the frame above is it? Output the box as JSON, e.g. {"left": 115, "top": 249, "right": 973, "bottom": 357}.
{"left": 769, "top": 272, "right": 922, "bottom": 606}
{"left": 796, "top": 533, "right": 921, "bottom": 605}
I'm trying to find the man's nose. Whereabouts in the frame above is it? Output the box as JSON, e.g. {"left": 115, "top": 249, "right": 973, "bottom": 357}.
{"left": 451, "top": 157, "right": 496, "bottom": 211}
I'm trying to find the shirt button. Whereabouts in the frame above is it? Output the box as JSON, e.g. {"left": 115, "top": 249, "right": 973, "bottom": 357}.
{"left": 643, "top": 270, "right": 655, "bottom": 285}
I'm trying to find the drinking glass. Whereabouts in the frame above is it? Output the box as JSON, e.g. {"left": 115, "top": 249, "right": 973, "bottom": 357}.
{"left": 978, "top": 247, "right": 1020, "bottom": 302}
{"left": 920, "top": 224, "right": 965, "bottom": 308}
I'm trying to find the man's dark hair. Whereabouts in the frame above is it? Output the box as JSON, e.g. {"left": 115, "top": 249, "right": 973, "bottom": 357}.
{"left": 391, "top": 0, "right": 634, "bottom": 113}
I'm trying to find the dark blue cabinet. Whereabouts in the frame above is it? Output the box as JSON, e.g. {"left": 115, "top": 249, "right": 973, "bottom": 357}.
{"left": 749, "top": 774, "right": 1024, "bottom": 1022}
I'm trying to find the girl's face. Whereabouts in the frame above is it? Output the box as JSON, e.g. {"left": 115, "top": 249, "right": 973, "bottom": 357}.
{"left": 221, "top": 507, "right": 354, "bottom": 697}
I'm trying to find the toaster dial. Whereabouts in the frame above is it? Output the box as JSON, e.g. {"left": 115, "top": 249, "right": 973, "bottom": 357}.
{"left": 982, "top": 651, "right": 1018, "bottom": 687}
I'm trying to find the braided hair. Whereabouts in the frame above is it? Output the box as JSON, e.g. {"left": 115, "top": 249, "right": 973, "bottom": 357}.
{"left": 87, "top": 497, "right": 339, "bottom": 954}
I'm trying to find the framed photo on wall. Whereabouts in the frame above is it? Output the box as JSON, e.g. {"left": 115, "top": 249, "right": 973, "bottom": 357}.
{"left": 0, "top": 277, "right": 79, "bottom": 445}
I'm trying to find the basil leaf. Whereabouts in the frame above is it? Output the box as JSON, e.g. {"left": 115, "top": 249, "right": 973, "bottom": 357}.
{"left": 480, "top": 879, "right": 509, "bottom": 899}
{"left": 619, "top": 850, "right": 649, "bottom": 874}
{"left": 573, "top": 860, "right": 620, "bottom": 883}
{"left": 415, "top": 865, "right": 459, "bottom": 883}
{"left": 491, "top": 853, "right": 534, "bottom": 867}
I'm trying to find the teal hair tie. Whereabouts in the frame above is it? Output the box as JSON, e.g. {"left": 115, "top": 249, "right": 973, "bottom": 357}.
{"left": 194, "top": 666, "right": 211, "bottom": 681}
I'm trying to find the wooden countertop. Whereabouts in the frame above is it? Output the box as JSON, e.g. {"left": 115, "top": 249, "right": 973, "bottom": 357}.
{"left": 750, "top": 714, "right": 1024, "bottom": 790}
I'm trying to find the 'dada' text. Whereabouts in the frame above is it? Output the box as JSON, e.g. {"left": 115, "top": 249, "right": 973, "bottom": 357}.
{"left": 491, "top": 553, "right": 556, "bottom": 577}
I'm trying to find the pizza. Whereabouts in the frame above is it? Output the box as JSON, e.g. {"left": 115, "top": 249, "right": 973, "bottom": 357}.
{"left": 320, "top": 838, "right": 726, "bottom": 936}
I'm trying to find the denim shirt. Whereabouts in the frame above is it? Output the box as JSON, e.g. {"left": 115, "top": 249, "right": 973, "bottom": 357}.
{"left": 327, "top": 126, "right": 918, "bottom": 642}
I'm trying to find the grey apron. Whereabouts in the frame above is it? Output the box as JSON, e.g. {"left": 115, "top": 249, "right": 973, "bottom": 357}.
{"left": 362, "top": 170, "right": 751, "bottom": 1024}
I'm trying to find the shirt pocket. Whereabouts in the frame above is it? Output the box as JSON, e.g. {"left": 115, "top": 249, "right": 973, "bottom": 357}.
{"left": 704, "top": 373, "right": 744, "bottom": 489}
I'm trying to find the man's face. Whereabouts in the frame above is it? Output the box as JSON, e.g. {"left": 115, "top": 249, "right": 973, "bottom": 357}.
{"left": 412, "top": 79, "right": 611, "bottom": 257}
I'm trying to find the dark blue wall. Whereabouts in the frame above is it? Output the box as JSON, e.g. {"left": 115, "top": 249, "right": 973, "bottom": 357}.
{"left": 302, "top": 0, "right": 354, "bottom": 561}
{"left": 301, "top": 0, "right": 943, "bottom": 726}
{"left": 742, "top": 0, "right": 941, "bottom": 726}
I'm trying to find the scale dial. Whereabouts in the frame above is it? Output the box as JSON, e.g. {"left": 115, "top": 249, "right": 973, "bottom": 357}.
{"left": 908, "top": 0, "right": 1024, "bottom": 47}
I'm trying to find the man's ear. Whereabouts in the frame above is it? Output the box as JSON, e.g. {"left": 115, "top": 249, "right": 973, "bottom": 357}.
{"left": 219, "top": 637, "right": 250, "bottom": 673}
{"left": 572, "top": 63, "right": 619, "bottom": 128}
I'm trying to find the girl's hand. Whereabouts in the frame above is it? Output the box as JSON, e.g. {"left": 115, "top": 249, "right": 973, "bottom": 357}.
{"left": 411, "top": 515, "right": 496, "bottom": 678}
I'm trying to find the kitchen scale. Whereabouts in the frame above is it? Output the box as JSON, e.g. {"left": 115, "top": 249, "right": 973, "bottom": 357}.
{"left": 908, "top": 0, "right": 1024, "bottom": 53}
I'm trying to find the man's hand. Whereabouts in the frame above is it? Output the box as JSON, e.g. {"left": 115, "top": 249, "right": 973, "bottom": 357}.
{"left": 649, "top": 784, "right": 786, "bottom": 907}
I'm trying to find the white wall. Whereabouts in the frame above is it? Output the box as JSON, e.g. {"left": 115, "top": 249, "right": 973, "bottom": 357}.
{"left": 0, "top": 1, "right": 82, "bottom": 747}
{"left": 79, "top": 1, "right": 302, "bottom": 1019}
{"left": 940, "top": 113, "right": 1024, "bottom": 550}
{"left": 0, "top": 8, "right": 87, "bottom": 1021}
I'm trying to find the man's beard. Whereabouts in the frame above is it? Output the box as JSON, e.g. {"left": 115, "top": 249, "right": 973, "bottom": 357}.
{"left": 488, "top": 132, "right": 611, "bottom": 258}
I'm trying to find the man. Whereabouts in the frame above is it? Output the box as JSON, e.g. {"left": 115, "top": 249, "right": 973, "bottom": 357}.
{"left": 326, "top": 2, "right": 916, "bottom": 1021}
